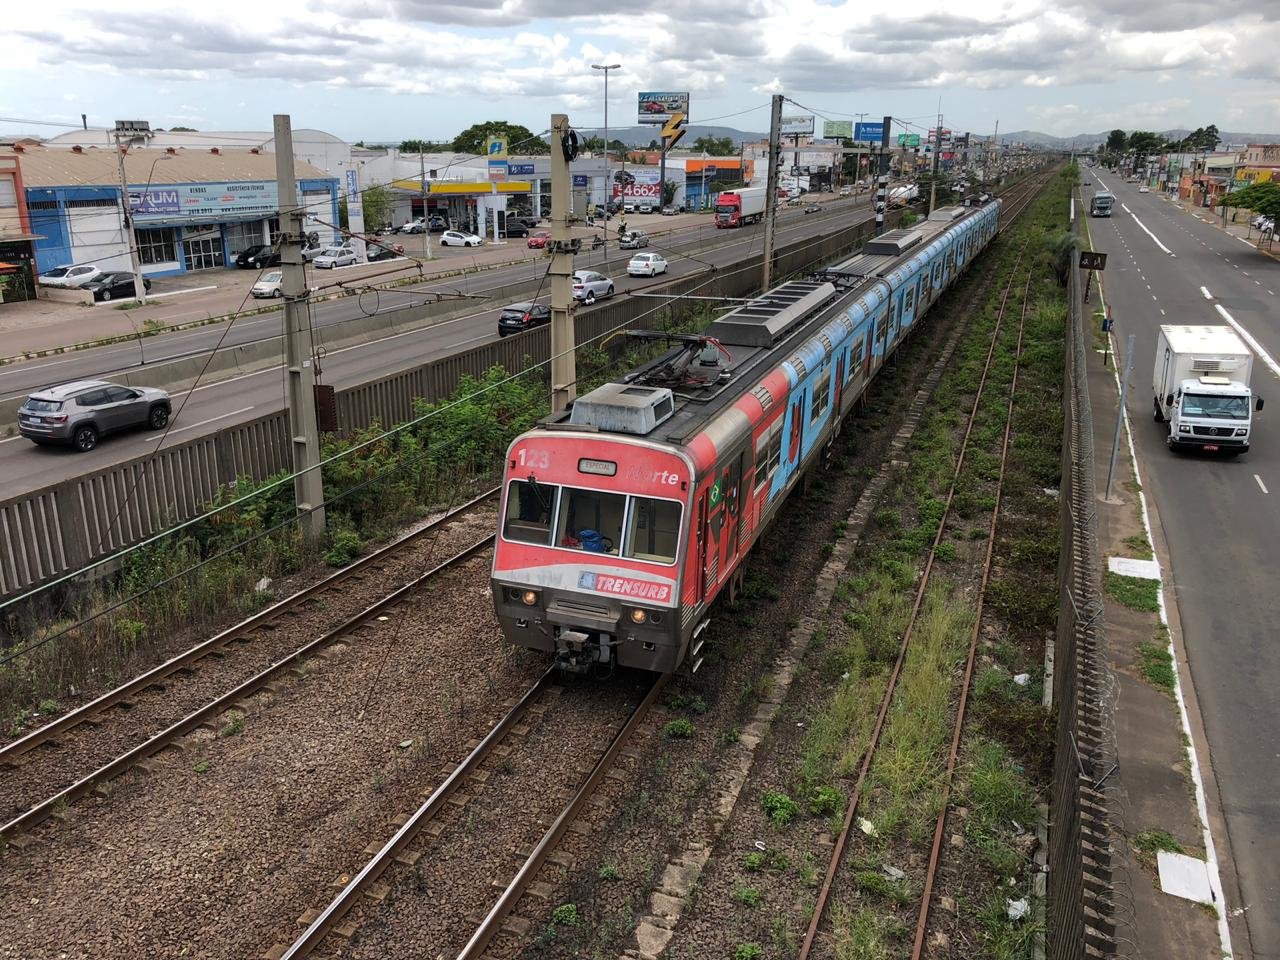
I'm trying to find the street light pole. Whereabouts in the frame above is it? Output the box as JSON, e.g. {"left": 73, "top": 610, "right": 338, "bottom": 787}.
{"left": 591, "top": 62, "right": 621, "bottom": 252}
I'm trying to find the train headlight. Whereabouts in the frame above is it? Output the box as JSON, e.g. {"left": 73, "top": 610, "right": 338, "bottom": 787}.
{"left": 522, "top": 590, "right": 539, "bottom": 606}
{"left": 630, "top": 608, "right": 648, "bottom": 625}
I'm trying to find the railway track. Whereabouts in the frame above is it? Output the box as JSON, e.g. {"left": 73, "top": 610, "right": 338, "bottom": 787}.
{"left": 270, "top": 671, "right": 668, "bottom": 960}
{"left": 798, "top": 240, "right": 1037, "bottom": 958}
{"left": 0, "top": 485, "right": 500, "bottom": 842}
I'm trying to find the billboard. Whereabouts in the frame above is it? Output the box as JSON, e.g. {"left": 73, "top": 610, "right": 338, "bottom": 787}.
{"left": 611, "top": 168, "right": 662, "bottom": 200}
{"left": 509, "top": 162, "right": 536, "bottom": 176}
{"left": 854, "top": 121, "right": 885, "bottom": 143}
{"left": 130, "top": 180, "right": 292, "bottom": 221}
{"left": 896, "top": 133, "right": 921, "bottom": 148}
{"left": 780, "top": 115, "right": 815, "bottom": 136}
{"left": 822, "top": 120, "right": 853, "bottom": 139}
{"left": 638, "top": 92, "right": 689, "bottom": 125}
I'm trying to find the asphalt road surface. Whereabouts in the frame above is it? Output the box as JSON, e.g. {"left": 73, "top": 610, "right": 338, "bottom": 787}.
{"left": 0, "top": 199, "right": 874, "bottom": 497}
{"left": 1085, "top": 170, "right": 1280, "bottom": 959}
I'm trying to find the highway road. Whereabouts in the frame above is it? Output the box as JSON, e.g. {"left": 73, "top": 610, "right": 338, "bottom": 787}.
{"left": 1085, "top": 170, "right": 1280, "bottom": 958}
{"left": 0, "top": 197, "right": 876, "bottom": 498}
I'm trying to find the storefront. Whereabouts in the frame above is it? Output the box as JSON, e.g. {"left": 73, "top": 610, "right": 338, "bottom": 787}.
{"left": 15, "top": 144, "right": 338, "bottom": 277}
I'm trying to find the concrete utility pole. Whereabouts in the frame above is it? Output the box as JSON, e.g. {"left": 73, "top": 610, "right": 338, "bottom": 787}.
{"left": 929, "top": 116, "right": 943, "bottom": 215}
{"left": 591, "top": 63, "right": 620, "bottom": 252}
{"left": 273, "top": 114, "right": 326, "bottom": 539}
{"left": 113, "top": 134, "right": 148, "bottom": 307}
{"left": 762, "top": 93, "right": 784, "bottom": 290}
{"left": 418, "top": 151, "right": 432, "bottom": 259}
{"left": 549, "top": 113, "right": 577, "bottom": 414}
{"left": 875, "top": 116, "right": 892, "bottom": 230}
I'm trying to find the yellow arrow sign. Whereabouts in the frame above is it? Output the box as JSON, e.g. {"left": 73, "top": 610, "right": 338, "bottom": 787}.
{"left": 662, "top": 111, "right": 686, "bottom": 149}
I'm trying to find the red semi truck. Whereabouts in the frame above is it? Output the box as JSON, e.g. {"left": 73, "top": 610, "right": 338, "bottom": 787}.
{"left": 714, "top": 186, "right": 767, "bottom": 227}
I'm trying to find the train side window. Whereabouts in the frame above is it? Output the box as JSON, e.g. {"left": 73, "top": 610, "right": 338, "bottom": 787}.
{"left": 754, "top": 423, "right": 783, "bottom": 492}
{"left": 810, "top": 367, "right": 831, "bottom": 424}
{"left": 504, "top": 479, "right": 558, "bottom": 545}
{"left": 623, "top": 497, "right": 682, "bottom": 564}
{"left": 905, "top": 286, "right": 915, "bottom": 313}
{"left": 852, "top": 336, "right": 865, "bottom": 370}
{"left": 556, "top": 486, "right": 627, "bottom": 554}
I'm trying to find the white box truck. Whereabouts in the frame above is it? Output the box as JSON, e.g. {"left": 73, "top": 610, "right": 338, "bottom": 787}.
{"left": 1152, "top": 325, "right": 1263, "bottom": 455}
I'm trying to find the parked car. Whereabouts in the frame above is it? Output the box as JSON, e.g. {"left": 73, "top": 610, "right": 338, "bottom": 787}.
{"left": 235, "top": 244, "right": 279, "bottom": 269}
{"left": 619, "top": 231, "right": 649, "bottom": 250}
{"left": 18, "top": 379, "right": 172, "bottom": 452}
{"left": 366, "top": 242, "right": 405, "bottom": 262}
{"left": 571, "top": 270, "right": 614, "bottom": 303}
{"left": 623, "top": 201, "right": 636, "bottom": 214}
{"left": 839, "top": 186, "right": 852, "bottom": 197}
{"left": 37, "top": 264, "right": 102, "bottom": 288}
{"left": 660, "top": 205, "right": 681, "bottom": 216}
{"left": 1138, "top": 185, "right": 1150, "bottom": 193}
{"left": 251, "top": 271, "right": 284, "bottom": 298}
{"left": 787, "top": 195, "right": 805, "bottom": 206}
{"left": 301, "top": 242, "right": 324, "bottom": 262}
{"left": 498, "top": 301, "right": 552, "bottom": 337}
{"left": 627, "top": 253, "right": 668, "bottom": 277}
{"left": 440, "top": 231, "right": 484, "bottom": 247}
{"left": 313, "top": 246, "right": 357, "bottom": 269}
{"left": 804, "top": 203, "right": 821, "bottom": 214}
{"left": 503, "top": 220, "right": 531, "bottom": 238}
{"left": 82, "top": 271, "right": 152, "bottom": 302}
{"left": 400, "top": 218, "right": 427, "bottom": 234}
{"left": 428, "top": 216, "right": 448, "bottom": 232}
{"left": 527, "top": 231, "right": 550, "bottom": 249}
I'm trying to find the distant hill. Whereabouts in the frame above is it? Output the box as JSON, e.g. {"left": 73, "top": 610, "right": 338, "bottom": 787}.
{"left": 576, "top": 124, "right": 766, "bottom": 147}
{"left": 1001, "top": 129, "right": 1280, "bottom": 149}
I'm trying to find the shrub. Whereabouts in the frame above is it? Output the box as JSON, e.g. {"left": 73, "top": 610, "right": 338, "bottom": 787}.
{"left": 734, "top": 945, "right": 763, "bottom": 960}
{"left": 663, "top": 718, "right": 695, "bottom": 739}
{"left": 551, "top": 903, "right": 580, "bottom": 926}
{"left": 809, "top": 785, "right": 844, "bottom": 816}
{"left": 323, "top": 528, "right": 362, "bottom": 568}
{"left": 733, "top": 885, "right": 763, "bottom": 907}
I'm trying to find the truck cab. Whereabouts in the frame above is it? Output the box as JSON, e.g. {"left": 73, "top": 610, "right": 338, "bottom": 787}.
{"left": 1089, "top": 192, "right": 1114, "bottom": 217}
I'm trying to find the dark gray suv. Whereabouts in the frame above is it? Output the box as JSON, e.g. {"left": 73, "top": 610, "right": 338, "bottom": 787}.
{"left": 19, "top": 380, "right": 172, "bottom": 452}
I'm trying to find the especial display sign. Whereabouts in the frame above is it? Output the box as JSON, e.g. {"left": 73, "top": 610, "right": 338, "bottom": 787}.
{"left": 638, "top": 92, "right": 689, "bottom": 125}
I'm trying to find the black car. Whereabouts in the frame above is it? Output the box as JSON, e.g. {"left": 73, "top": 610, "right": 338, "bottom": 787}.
{"left": 235, "top": 244, "right": 279, "bottom": 269}
{"left": 498, "top": 301, "right": 551, "bottom": 337}
{"left": 503, "top": 220, "right": 531, "bottom": 238}
{"left": 82, "top": 272, "right": 152, "bottom": 302}
{"left": 366, "top": 242, "right": 405, "bottom": 262}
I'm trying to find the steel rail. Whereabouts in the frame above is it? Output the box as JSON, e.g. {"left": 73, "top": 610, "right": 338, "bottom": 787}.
{"left": 456, "top": 673, "right": 670, "bottom": 960}
{"left": 909, "top": 270, "right": 1034, "bottom": 958}
{"left": 1, "top": 533, "right": 496, "bottom": 841}
{"left": 797, "top": 231, "right": 1037, "bottom": 960}
{"left": 0, "top": 486, "right": 499, "bottom": 766}
{"left": 277, "top": 667, "right": 561, "bottom": 960}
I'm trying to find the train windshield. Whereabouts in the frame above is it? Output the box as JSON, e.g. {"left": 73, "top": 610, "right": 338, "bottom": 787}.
{"left": 502, "top": 480, "right": 682, "bottom": 564}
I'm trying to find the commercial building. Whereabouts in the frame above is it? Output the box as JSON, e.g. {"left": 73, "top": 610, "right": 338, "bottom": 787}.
{"left": 0, "top": 148, "right": 38, "bottom": 303}
{"left": 13, "top": 143, "right": 338, "bottom": 278}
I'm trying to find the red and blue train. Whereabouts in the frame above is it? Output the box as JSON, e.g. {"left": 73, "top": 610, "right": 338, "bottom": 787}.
{"left": 491, "top": 198, "right": 1002, "bottom": 672}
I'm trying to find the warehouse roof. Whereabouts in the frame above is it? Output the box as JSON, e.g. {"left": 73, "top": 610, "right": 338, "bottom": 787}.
{"left": 11, "top": 144, "right": 332, "bottom": 188}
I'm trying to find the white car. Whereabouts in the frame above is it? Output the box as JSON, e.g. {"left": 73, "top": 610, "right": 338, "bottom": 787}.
{"left": 38, "top": 264, "right": 103, "bottom": 288}
{"left": 440, "top": 231, "right": 484, "bottom": 247}
{"left": 571, "top": 270, "right": 614, "bottom": 303}
{"left": 313, "top": 246, "right": 357, "bottom": 269}
{"left": 1138, "top": 185, "right": 1150, "bottom": 193}
{"left": 627, "top": 253, "right": 668, "bottom": 277}
{"left": 252, "top": 271, "right": 284, "bottom": 298}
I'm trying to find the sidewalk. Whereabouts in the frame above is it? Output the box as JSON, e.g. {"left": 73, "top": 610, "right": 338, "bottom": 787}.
{"left": 1086, "top": 294, "right": 1233, "bottom": 958}
{"left": 1158, "top": 191, "right": 1278, "bottom": 261}
{"left": 0, "top": 204, "right": 745, "bottom": 359}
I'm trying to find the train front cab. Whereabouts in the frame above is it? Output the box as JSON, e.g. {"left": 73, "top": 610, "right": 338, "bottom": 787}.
{"left": 491, "top": 432, "right": 694, "bottom": 673}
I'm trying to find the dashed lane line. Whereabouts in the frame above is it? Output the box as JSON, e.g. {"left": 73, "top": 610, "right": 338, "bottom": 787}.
{"left": 1201, "top": 286, "right": 1213, "bottom": 300}
{"left": 1256, "top": 475, "right": 1269, "bottom": 495}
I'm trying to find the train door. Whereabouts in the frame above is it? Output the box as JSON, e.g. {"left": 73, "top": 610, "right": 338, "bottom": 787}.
{"left": 695, "top": 490, "right": 709, "bottom": 603}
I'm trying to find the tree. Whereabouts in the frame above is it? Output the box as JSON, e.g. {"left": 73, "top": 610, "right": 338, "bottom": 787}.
{"left": 451, "top": 122, "right": 549, "bottom": 156}
{"left": 1105, "top": 129, "right": 1128, "bottom": 154}
{"left": 661, "top": 180, "right": 678, "bottom": 206}
{"left": 399, "top": 139, "right": 451, "bottom": 153}
{"left": 1218, "top": 181, "right": 1280, "bottom": 220}
{"left": 647, "top": 139, "right": 660, "bottom": 151}
{"left": 361, "top": 184, "right": 392, "bottom": 230}
{"left": 1042, "top": 230, "right": 1078, "bottom": 287}
{"left": 170, "top": 126, "right": 198, "bottom": 132}
{"left": 583, "top": 136, "right": 606, "bottom": 152}
{"left": 692, "top": 134, "right": 734, "bottom": 155}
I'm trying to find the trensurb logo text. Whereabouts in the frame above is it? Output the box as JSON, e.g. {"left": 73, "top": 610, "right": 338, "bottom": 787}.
{"left": 579, "top": 571, "right": 672, "bottom": 603}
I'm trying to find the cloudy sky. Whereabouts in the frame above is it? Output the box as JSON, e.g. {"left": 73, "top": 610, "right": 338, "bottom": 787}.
{"left": 1, "top": 0, "right": 1276, "bottom": 144}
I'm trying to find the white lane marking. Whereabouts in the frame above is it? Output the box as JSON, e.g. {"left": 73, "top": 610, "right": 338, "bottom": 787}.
{"left": 0, "top": 353, "right": 94, "bottom": 382}
{"left": 1255, "top": 474, "right": 1269, "bottom": 495}
{"left": 1243, "top": 271, "right": 1250, "bottom": 277}
{"left": 1238, "top": 236, "right": 1255, "bottom": 247}
{"left": 0, "top": 434, "right": 26, "bottom": 444}
{"left": 1124, "top": 207, "right": 1177, "bottom": 256}
{"left": 146, "top": 406, "right": 254, "bottom": 439}
{"left": 1201, "top": 286, "right": 1213, "bottom": 300}
{"left": 1152, "top": 295, "right": 1158, "bottom": 301}
{"left": 1214, "top": 304, "right": 1280, "bottom": 380}
{"left": 1160, "top": 308, "right": 1166, "bottom": 316}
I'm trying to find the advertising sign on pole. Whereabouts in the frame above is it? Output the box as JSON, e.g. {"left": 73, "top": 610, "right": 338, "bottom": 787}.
{"left": 638, "top": 92, "right": 690, "bottom": 125}
{"left": 610, "top": 168, "right": 661, "bottom": 201}
{"left": 345, "top": 168, "right": 365, "bottom": 236}
{"left": 853, "top": 121, "right": 885, "bottom": 143}
{"left": 509, "top": 162, "right": 536, "bottom": 176}
{"left": 896, "top": 133, "right": 921, "bottom": 148}
{"left": 488, "top": 159, "right": 508, "bottom": 182}
{"left": 572, "top": 174, "right": 589, "bottom": 188}
{"left": 780, "top": 115, "right": 815, "bottom": 136}
{"left": 822, "top": 120, "right": 853, "bottom": 139}
{"left": 486, "top": 136, "right": 508, "bottom": 159}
